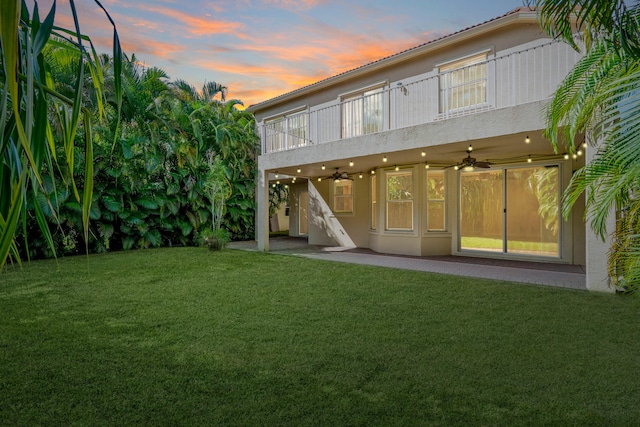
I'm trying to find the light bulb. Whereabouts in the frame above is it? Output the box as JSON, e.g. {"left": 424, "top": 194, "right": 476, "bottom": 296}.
{"left": 349, "top": 161, "right": 354, "bottom": 167}
{"left": 525, "top": 135, "right": 530, "bottom": 144}
{"left": 421, "top": 151, "right": 426, "bottom": 157}
{"left": 321, "top": 164, "right": 325, "bottom": 170}
{"left": 383, "top": 156, "right": 387, "bottom": 163}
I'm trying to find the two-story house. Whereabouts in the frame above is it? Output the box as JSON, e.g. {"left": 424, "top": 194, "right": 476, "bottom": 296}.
{"left": 247, "top": 7, "right": 611, "bottom": 291}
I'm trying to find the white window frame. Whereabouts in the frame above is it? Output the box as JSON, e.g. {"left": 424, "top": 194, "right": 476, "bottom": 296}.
{"left": 385, "top": 169, "right": 414, "bottom": 231}
{"left": 341, "top": 81, "right": 387, "bottom": 138}
{"left": 438, "top": 50, "right": 489, "bottom": 114}
{"left": 426, "top": 169, "right": 447, "bottom": 232}
{"left": 332, "top": 179, "right": 354, "bottom": 215}
{"left": 264, "top": 106, "right": 308, "bottom": 152}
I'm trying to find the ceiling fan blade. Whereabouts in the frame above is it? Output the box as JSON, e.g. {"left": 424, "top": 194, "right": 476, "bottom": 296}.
{"left": 475, "top": 162, "right": 491, "bottom": 168}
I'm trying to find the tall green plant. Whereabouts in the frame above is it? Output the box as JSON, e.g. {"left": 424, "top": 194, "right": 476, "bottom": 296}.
{"left": 530, "top": 0, "right": 640, "bottom": 291}
{"left": 0, "top": 0, "right": 122, "bottom": 268}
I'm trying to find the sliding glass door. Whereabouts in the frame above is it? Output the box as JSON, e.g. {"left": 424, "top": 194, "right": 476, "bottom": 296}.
{"left": 460, "top": 165, "right": 560, "bottom": 257}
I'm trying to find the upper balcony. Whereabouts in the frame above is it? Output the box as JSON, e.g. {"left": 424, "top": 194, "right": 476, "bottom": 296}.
{"left": 257, "top": 38, "right": 582, "bottom": 155}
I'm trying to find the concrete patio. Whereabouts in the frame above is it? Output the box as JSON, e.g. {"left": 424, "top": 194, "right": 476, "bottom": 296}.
{"left": 229, "top": 236, "right": 586, "bottom": 290}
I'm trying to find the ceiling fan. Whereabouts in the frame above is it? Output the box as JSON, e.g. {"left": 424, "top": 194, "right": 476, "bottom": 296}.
{"left": 331, "top": 168, "right": 352, "bottom": 181}
{"left": 454, "top": 146, "right": 492, "bottom": 170}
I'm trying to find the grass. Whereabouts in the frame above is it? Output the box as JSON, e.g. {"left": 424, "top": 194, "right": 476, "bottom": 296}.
{"left": 1, "top": 248, "right": 639, "bottom": 426}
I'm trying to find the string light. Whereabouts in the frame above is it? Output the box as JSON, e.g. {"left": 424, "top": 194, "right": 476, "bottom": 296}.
{"left": 321, "top": 164, "right": 326, "bottom": 170}
{"left": 297, "top": 168, "right": 301, "bottom": 173}
{"left": 527, "top": 155, "right": 532, "bottom": 163}
{"left": 395, "top": 165, "right": 399, "bottom": 171}
{"left": 525, "top": 135, "right": 530, "bottom": 144}
{"left": 564, "top": 153, "right": 570, "bottom": 160}
{"left": 382, "top": 156, "right": 388, "bottom": 163}
{"left": 421, "top": 151, "right": 426, "bottom": 157}
{"left": 425, "top": 163, "right": 430, "bottom": 169}
{"left": 358, "top": 173, "right": 363, "bottom": 179}
{"left": 349, "top": 160, "right": 354, "bottom": 167}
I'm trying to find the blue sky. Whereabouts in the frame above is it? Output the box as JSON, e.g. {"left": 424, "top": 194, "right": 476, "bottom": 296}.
{"left": 36, "top": 0, "right": 524, "bottom": 106}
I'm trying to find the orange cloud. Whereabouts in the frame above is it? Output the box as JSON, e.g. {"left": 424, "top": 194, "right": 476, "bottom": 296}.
{"left": 135, "top": 4, "right": 244, "bottom": 37}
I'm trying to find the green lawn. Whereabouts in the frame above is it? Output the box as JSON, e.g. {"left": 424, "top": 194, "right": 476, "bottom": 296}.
{"left": 1, "top": 248, "right": 639, "bottom": 425}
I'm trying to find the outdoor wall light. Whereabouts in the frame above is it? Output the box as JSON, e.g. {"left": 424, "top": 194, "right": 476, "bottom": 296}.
{"left": 525, "top": 135, "right": 530, "bottom": 144}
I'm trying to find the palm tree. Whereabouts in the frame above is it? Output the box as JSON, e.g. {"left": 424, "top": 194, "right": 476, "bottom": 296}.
{"left": 529, "top": 0, "right": 640, "bottom": 290}
{"left": 0, "top": 0, "right": 122, "bottom": 268}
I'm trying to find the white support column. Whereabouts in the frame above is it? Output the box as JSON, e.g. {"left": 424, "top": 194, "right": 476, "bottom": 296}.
{"left": 584, "top": 140, "right": 615, "bottom": 292}
{"left": 256, "top": 165, "right": 270, "bottom": 252}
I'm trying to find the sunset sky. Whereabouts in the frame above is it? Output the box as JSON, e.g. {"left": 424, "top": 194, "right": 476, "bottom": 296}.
{"left": 36, "top": 0, "right": 522, "bottom": 107}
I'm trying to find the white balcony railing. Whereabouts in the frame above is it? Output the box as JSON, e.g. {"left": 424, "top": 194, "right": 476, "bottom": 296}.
{"left": 259, "top": 39, "right": 582, "bottom": 154}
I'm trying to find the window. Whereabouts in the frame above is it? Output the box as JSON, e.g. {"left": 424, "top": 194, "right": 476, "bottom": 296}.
{"left": 370, "top": 175, "right": 377, "bottom": 230}
{"left": 265, "top": 110, "right": 307, "bottom": 152}
{"left": 342, "top": 87, "right": 384, "bottom": 138}
{"left": 426, "top": 170, "right": 446, "bottom": 231}
{"left": 439, "top": 52, "right": 487, "bottom": 113}
{"left": 386, "top": 170, "right": 413, "bottom": 230}
{"left": 333, "top": 180, "right": 353, "bottom": 213}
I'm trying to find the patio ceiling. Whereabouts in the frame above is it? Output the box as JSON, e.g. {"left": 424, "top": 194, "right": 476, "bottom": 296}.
{"left": 268, "top": 131, "right": 586, "bottom": 182}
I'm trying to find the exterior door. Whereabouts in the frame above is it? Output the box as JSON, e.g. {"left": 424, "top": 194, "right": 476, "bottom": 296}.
{"left": 459, "top": 166, "right": 560, "bottom": 257}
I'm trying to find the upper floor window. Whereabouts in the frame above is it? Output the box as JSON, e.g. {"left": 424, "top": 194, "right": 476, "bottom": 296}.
{"left": 439, "top": 52, "right": 487, "bottom": 113}
{"left": 426, "top": 170, "right": 446, "bottom": 231}
{"left": 386, "top": 169, "right": 413, "bottom": 231}
{"left": 342, "top": 86, "right": 384, "bottom": 138}
{"left": 333, "top": 179, "right": 353, "bottom": 214}
{"left": 264, "top": 109, "right": 307, "bottom": 152}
